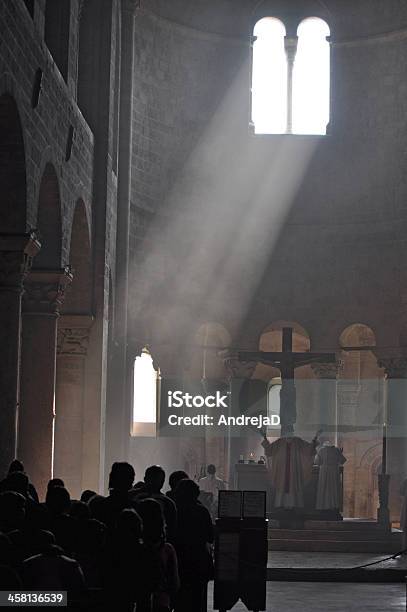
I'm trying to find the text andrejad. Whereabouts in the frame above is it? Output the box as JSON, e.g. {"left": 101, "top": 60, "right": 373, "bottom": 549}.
{"left": 167, "top": 414, "right": 280, "bottom": 428}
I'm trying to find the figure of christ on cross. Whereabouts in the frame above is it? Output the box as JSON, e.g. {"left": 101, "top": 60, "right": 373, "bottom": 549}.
{"left": 238, "top": 327, "right": 336, "bottom": 436}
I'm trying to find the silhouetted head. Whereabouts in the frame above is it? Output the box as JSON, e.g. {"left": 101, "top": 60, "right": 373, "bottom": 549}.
{"left": 0, "top": 491, "right": 26, "bottom": 530}
{"left": 144, "top": 465, "right": 165, "bottom": 493}
{"left": 76, "top": 518, "right": 106, "bottom": 554}
{"left": 69, "top": 500, "right": 90, "bottom": 521}
{"left": 80, "top": 489, "right": 97, "bottom": 504}
{"left": 175, "top": 478, "right": 200, "bottom": 505}
{"left": 137, "top": 498, "right": 165, "bottom": 544}
{"left": 4, "top": 471, "right": 29, "bottom": 497}
{"left": 116, "top": 508, "right": 143, "bottom": 541}
{"left": 108, "top": 462, "right": 135, "bottom": 492}
{"left": 47, "top": 478, "right": 65, "bottom": 490}
{"left": 168, "top": 470, "right": 188, "bottom": 491}
{"left": 8, "top": 460, "right": 24, "bottom": 474}
{"left": 45, "top": 486, "right": 71, "bottom": 516}
{"left": 207, "top": 464, "right": 216, "bottom": 475}
{"left": 88, "top": 495, "right": 106, "bottom": 523}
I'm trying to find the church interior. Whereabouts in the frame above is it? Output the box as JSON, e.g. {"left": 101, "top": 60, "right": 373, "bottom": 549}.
{"left": 2, "top": 0, "right": 407, "bottom": 610}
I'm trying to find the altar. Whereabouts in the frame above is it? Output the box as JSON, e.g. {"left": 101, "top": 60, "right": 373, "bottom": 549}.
{"left": 234, "top": 462, "right": 344, "bottom": 521}
{"left": 234, "top": 463, "right": 269, "bottom": 492}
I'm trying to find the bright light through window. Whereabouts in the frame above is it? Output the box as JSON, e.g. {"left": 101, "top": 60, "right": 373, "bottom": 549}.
{"left": 268, "top": 381, "right": 281, "bottom": 425}
{"left": 293, "top": 18, "right": 330, "bottom": 135}
{"left": 251, "top": 16, "right": 330, "bottom": 135}
{"left": 132, "top": 348, "right": 158, "bottom": 437}
{"left": 252, "top": 17, "right": 287, "bottom": 134}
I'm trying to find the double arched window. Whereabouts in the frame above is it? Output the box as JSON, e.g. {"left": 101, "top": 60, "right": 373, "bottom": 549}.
{"left": 252, "top": 16, "right": 330, "bottom": 135}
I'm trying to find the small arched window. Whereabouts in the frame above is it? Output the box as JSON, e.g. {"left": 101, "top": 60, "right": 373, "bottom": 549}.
{"left": 132, "top": 347, "right": 159, "bottom": 437}
{"left": 293, "top": 18, "right": 330, "bottom": 135}
{"left": 251, "top": 16, "right": 330, "bottom": 135}
{"left": 252, "top": 18, "right": 287, "bottom": 134}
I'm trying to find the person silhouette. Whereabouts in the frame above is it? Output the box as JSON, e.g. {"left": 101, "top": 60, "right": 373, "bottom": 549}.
{"left": 133, "top": 466, "right": 177, "bottom": 544}
{"left": 166, "top": 471, "right": 188, "bottom": 502}
{"left": 173, "top": 479, "right": 213, "bottom": 612}
{"left": 137, "top": 498, "right": 179, "bottom": 612}
{"left": 100, "top": 462, "right": 137, "bottom": 528}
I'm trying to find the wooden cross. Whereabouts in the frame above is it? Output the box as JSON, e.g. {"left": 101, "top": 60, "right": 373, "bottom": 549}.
{"left": 238, "top": 327, "right": 336, "bottom": 436}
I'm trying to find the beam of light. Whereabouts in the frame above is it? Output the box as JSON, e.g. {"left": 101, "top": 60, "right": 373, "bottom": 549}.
{"left": 132, "top": 349, "right": 157, "bottom": 437}
{"left": 293, "top": 18, "right": 331, "bottom": 135}
{"left": 252, "top": 17, "right": 287, "bottom": 134}
{"left": 129, "top": 55, "right": 320, "bottom": 354}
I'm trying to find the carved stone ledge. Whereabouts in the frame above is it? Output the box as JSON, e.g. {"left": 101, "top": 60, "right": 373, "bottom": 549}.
{"left": 57, "top": 314, "right": 94, "bottom": 356}
{"left": 311, "top": 361, "right": 341, "bottom": 379}
{"left": 23, "top": 268, "right": 73, "bottom": 316}
{"left": 0, "top": 232, "right": 41, "bottom": 291}
{"left": 377, "top": 357, "right": 407, "bottom": 379}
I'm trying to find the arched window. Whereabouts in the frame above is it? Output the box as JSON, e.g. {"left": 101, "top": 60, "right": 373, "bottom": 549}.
{"left": 132, "top": 348, "right": 159, "bottom": 437}
{"left": 293, "top": 18, "right": 330, "bottom": 135}
{"left": 252, "top": 17, "right": 287, "bottom": 134}
{"left": 251, "top": 16, "right": 330, "bottom": 135}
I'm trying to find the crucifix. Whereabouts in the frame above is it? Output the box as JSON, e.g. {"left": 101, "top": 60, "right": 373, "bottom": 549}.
{"left": 238, "top": 327, "right": 336, "bottom": 436}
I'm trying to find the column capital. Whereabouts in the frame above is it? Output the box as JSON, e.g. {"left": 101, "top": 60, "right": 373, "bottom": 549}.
{"left": 23, "top": 267, "right": 73, "bottom": 316}
{"left": 377, "top": 357, "right": 407, "bottom": 379}
{"left": 0, "top": 232, "right": 41, "bottom": 291}
{"left": 220, "top": 349, "right": 257, "bottom": 380}
{"left": 284, "top": 36, "right": 298, "bottom": 62}
{"left": 57, "top": 314, "right": 94, "bottom": 356}
{"left": 311, "top": 361, "right": 341, "bottom": 379}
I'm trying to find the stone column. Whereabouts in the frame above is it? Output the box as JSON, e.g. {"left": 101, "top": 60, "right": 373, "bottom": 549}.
{"left": 377, "top": 357, "right": 407, "bottom": 522}
{"left": 54, "top": 315, "right": 93, "bottom": 498}
{"left": 311, "top": 362, "right": 340, "bottom": 440}
{"left": 284, "top": 36, "right": 298, "bottom": 134}
{"left": 19, "top": 268, "right": 72, "bottom": 499}
{"left": 108, "top": 0, "right": 138, "bottom": 467}
{"left": 222, "top": 354, "right": 257, "bottom": 485}
{"left": 0, "top": 232, "right": 40, "bottom": 477}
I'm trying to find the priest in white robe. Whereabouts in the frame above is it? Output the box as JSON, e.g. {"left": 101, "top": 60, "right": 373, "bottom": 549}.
{"left": 315, "top": 441, "right": 346, "bottom": 510}
{"left": 262, "top": 432, "right": 319, "bottom": 509}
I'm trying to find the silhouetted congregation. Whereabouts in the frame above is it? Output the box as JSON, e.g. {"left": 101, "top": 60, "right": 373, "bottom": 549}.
{"left": 0, "top": 461, "right": 215, "bottom": 611}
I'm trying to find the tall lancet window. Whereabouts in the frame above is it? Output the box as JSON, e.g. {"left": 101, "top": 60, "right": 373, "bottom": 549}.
{"left": 132, "top": 347, "right": 159, "bottom": 437}
{"left": 293, "top": 18, "right": 330, "bottom": 135}
{"left": 252, "top": 17, "right": 287, "bottom": 134}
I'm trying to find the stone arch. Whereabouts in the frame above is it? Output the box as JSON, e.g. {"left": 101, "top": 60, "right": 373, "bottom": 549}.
{"left": 63, "top": 199, "right": 92, "bottom": 313}
{"left": 34, "top": 164, "right": 62, "bottom": 268}
{"left": 0, "top": 93, "right": 27, "bottom": 232}
{"left": 250, "top": 0, "right": 332, "bottom": 35}
{"left": 340, "top": 323, "right": 376, "bottom": 349}
{"left": 355, "top": 442, "right": 382, "bottom": 519}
